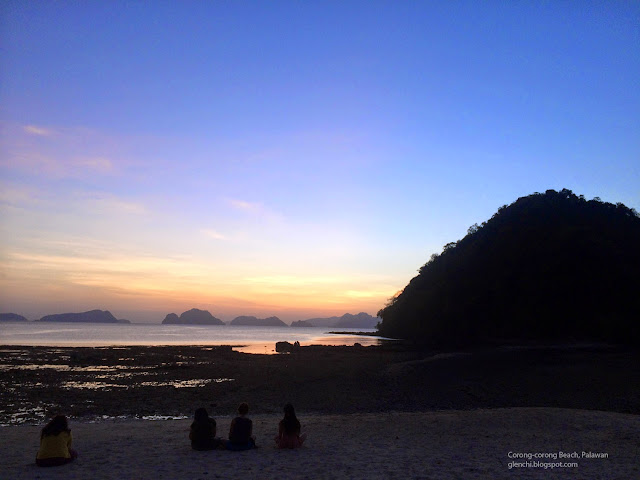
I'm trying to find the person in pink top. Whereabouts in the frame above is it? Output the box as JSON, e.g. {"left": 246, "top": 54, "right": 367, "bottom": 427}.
{"left": 274, "top": 403, "right": 307, "bottom": 449}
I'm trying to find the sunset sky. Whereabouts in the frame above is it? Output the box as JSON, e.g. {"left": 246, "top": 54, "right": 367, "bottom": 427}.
{"left": 1, "top": 1, "right": 638, "bottom": 323}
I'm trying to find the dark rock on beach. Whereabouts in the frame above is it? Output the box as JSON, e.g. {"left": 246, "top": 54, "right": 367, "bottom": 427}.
{"left": 275, "top": 341, "right": 301, "bottom": 352}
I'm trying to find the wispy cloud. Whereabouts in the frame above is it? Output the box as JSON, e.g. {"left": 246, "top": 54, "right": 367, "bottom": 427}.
{"left": 228, "top": 199, "right": 262, "bottom": 212}
{"left": 81, "top": 193, "right": 147, "bottom": 216}
{"left": 226, "top": 198, "right": 285, "bottom": 224}
{"left": 23, "top": 125, "right": 54, "bottom": 137}
{"left": 76, "top": 156, "right": 114, "bottom": 174}
{"left": 3, "top": 251, "right": 207, "bottom": 292}
{"left": 202, "top": 229, "right": 226, "bottom": 240}
{"left": 0, "top": 185, "right": 38, "bottom": 206}
{"left": 343, "top": 289, "right": 395, "bottom": 299}
{"left": 1, "top": 123, "right": 130, "bottom": 179}
{"left": 243, "top": 275, "right": 343, "bottom": 286}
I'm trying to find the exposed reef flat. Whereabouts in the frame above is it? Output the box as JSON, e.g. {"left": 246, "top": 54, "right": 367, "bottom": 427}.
{"left": 0, "top": 343, "right": 638, "bottom": 426}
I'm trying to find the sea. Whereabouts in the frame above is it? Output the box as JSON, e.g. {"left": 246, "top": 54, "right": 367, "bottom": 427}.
{"left": 0, "top": 322, "right": 382, "bottom": 354}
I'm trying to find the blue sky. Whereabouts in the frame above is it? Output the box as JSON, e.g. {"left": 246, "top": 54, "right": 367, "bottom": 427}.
{"left": 1, "top": 1, "right": 638, "bottom": 322}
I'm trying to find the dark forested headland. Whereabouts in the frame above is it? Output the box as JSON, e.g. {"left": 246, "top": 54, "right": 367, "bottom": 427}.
{"left": 377, "top": 189, "right": 640, "bottom": 347}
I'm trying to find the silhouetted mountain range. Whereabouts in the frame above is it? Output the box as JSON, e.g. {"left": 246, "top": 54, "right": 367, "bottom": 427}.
{"left": 162, "top": 309, "right": 224, "bottom": 325}
{"left": 377, "top": 189, "right": 640, "bottom": 346}
{"left": 2, "top": 308, "right": 379, "bottom": 328}
{"left": 230, "top": 316, "right": 287, "bottom": 326}
{"left": 158, "top": 311, "right": 378, "bottom": 327}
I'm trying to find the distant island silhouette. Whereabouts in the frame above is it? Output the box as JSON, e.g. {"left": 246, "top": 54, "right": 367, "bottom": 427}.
{"left": 36, "top": 310, "right": 130, "bottom": 324}
{"left": 157, "top": 311, "right": 379, "bottom": 327}
{"left": 292, "top": 312, "right": 379, "bottom": 329}
{"left": 290, "top": 320, "right": 314, "bottom": 328}
{"left": 230, "top": 315, "right": 287, "bottom": 326}
{"left": 0, "top": 313, "right": 28, "bottom": 322}
{"left": 377, "top": 189, "right": 640, "bottom": 347}
{"left": 162, "top": 308, "right": 224, "bottom": 325}
{"left": 1, "top": 309, "right": 380, "bottom": 327}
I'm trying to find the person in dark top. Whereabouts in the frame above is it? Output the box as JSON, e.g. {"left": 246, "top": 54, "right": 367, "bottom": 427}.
{"left": 226, "top": 402, "right": 256, "bottom": 450}
{"left": 189, "top": 408, "right": 222, "bottom": 450}
{"left": 275, "top": 403, "right": 307, "bottom": 449}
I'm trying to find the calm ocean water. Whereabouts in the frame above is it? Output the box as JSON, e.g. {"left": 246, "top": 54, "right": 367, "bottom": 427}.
{"left": 0, "top": 322, "right": 381, "bottom": 354}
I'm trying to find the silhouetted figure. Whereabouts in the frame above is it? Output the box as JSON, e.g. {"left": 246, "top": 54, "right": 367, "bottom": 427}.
{"left": 190, "top": 407, "right": 222, "bottom": 450}
{"left": 36, "top": 415, "right": 78, "bottom": 467}
{"left": 227, "top": 402, "right": 256, "bottom": 450}
{"left": 274, "top": 403, "right": 307, "bottom": 449}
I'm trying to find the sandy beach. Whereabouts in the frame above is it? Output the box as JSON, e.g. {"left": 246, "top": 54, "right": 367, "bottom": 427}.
{"left": 3, "top": 408, "right": 639, "bottom": 479}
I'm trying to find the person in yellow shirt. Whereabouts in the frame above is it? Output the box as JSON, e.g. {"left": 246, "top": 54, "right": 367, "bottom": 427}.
{"left": 36, "top": 415, "right": 78, "bottom": 467}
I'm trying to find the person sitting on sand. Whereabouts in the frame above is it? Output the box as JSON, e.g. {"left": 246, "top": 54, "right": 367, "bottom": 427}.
{"left": 227, "top": 402, "right": 256, "bottom": 450}
{"left": 190, "top": 407, "right": 223, "bottom": 450}
{"left": 36, "top": 415, "right": 78, "bottom": 467}
{"left": 274, "top": 403, "right": 307, "bottom": 449}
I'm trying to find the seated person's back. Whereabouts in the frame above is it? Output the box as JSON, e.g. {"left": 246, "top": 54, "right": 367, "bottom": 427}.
{"left": 38, "top": 431, "right": 73, "bottom": 459}
{"left": 227, "top": 402, "right": 256, "bottom": 450}
{"left": 36, "top": 415, "right": 78, "bottom": 467}
{"left": 275, "top": 403, "right": 307, "bottom": 449}
{"left": 229, "top": 416, "right": 252, "bottom": 444}
{"left": 190, "top": 407, "right": 219, "bottom": 450}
